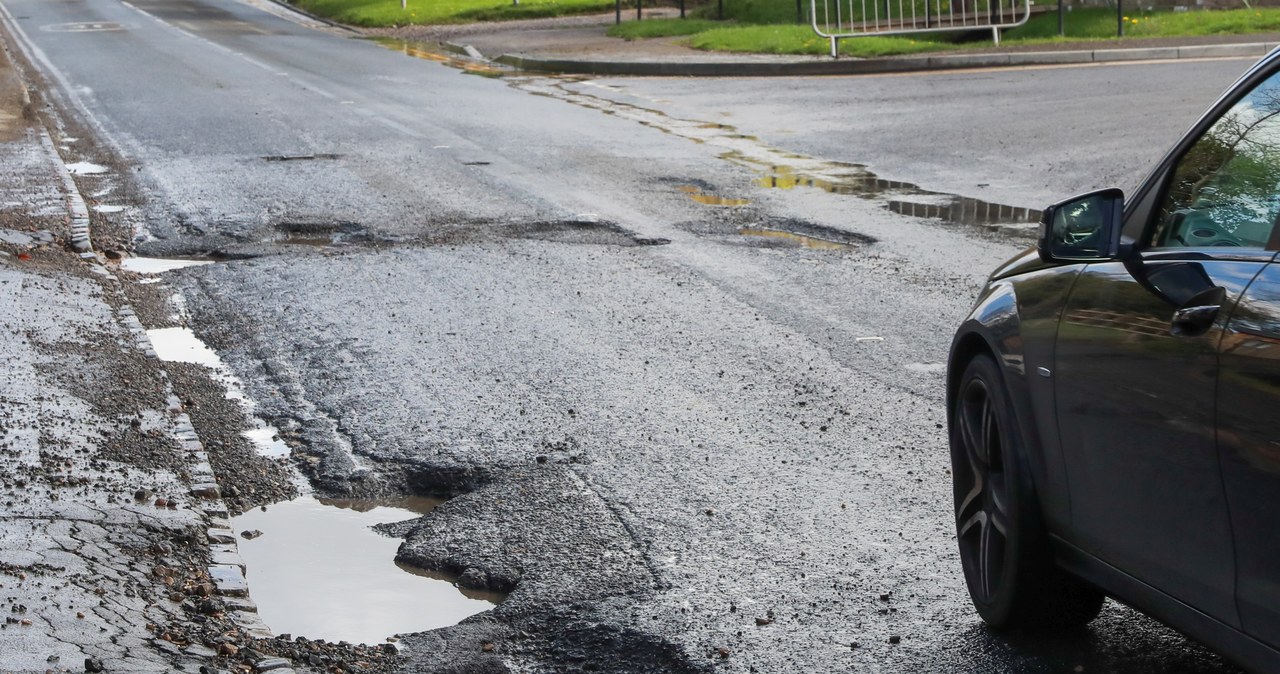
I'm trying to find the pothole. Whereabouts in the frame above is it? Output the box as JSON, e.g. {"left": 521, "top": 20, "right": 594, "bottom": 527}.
{"left": 737, "top": 227, "right": 854, "bottom": 250}
{"left": 371, "top": 38, "right": 513, "bottom": 78}
{"left": 231, "top": 495, "right": 502, "bottom": 645}
{"left": 274, "top": 222, "right": 366, "bottom": 248}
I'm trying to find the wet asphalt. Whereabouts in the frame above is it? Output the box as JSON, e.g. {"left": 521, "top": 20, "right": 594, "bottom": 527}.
{"left": 2, "top": 0, "right": 1258, "bottom": 670}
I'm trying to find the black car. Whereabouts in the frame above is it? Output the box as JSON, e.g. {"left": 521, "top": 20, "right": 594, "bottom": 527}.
{"left": 948, "top": 49, "right": 1280, "bottom": 671}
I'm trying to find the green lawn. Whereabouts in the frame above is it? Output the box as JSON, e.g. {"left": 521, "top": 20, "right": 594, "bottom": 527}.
{"left": 616, "top": 6, "right": 1280, "bottom": 57}
{"left": 290, "top": 0, "right": 617, "bottom": 26}
{"left": 291, "top": 0, "right": 1280, "bottom": 53}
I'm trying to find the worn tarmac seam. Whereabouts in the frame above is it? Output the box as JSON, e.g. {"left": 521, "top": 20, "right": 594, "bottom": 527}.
{"left": 570, "top": 466, "right": 672, "bottom": 592}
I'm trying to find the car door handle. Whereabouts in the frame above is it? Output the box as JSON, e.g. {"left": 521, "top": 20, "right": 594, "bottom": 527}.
{"left": 1172, "top": 304, "right": 1220, "bottom": 325}
{"left": 1170, "top": 285, "right": 1227, "bottom": 337}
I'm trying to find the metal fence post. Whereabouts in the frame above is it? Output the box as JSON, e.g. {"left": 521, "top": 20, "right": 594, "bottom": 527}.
{"left": 1058, "top": 0, "right": 1064, "bottom": 35}
{"left": 1117, "top": 0, "right": 1123, "bottom": 36}
{"left": 616, "top": 0, "right": 621, "bottom": 24}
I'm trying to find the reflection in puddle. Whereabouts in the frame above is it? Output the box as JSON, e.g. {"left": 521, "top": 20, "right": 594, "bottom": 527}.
{"left": 243, "top": 426, "right": 290, "bottom": 459}
{"left": 233, "top": 496, "right": 501, "bottom": 644}
{"left": 372, "top": 38, "right": 508, "bottom": 77}
{"left": 738, "top": 227, "right": 852, "bottom": 250}
{"left": 677, "top": 185, "right": 750, "bottom": 207}
{"left": 120, "top": 257, "right": 215, "bottom": 274}
{"left": 147, "top": 327, "right": 222, "bottom": 367}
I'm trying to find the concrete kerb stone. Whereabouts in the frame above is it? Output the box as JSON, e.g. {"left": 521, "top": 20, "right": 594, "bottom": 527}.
{"left": 1091, "top": 46, "right": 1180, "bottom": 62}
{"left": 1179, "top": 42, "right": 1271, "bottom": 59}
{"left": 1006, "top": 50, "right": 1092, "bottom": 65}
{"left": 491, "top": 40, "right": 1275, "bottom": 77}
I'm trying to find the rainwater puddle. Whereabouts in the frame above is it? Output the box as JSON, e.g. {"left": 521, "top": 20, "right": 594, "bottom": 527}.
{"left": 738, "top": 227, "right": 852, "bottom": 250}
{"left": 93, "top": 204, "right": 126, "bottom": 214}
{"left": 677, "top": 185, "right": 749, "bottom": 207}
{"left": 147, "top": 327, "right": 295, "bottom": 460}
{"left": 148, "top": 327, "right": 222, "bottom": 367}
{"left": 232, "top": 495, "right": 501, "bottom": 644}
{"left": 120, "top": 257, "right": 215, "bottom": 274}
{"left": 372, "top": 38, "right": 509, "bottom": 77}
{"left": 65, "top": 161, "right": 108, "bottom": 176}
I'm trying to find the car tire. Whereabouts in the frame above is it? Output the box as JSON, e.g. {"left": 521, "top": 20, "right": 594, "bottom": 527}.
{"left": 951, "top": 354, "right": 1104, "bottom": 629}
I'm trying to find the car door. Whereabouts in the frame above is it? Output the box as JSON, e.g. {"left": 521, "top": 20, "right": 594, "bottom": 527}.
{"left": 1053, "top": 66, "right": 1280, "bottom": 625}
{"left": 1220, "top": 261, "right": 1280, "bottom": 648}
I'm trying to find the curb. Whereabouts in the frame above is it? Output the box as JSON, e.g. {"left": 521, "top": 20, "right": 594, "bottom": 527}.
{"left": 494, "top": 40, "right": 1279, "bottom": 77}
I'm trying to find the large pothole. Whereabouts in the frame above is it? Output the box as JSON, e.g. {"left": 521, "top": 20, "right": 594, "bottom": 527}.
{"left": 231, "top": 494, "right": 503, "bottom": 645}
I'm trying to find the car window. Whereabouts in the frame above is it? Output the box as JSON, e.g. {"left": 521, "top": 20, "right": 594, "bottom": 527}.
{"left": 1151, "top": 70, "right": 1280, "bottom": 250}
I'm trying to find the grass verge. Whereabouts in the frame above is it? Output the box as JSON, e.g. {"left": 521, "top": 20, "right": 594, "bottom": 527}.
{"left": 290, "top": 0, "right": 618, "bottom": 26}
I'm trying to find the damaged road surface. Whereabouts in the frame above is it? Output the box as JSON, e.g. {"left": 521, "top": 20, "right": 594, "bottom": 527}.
{"left": 0, "top": 0, "right": 1257, "bottom": 671}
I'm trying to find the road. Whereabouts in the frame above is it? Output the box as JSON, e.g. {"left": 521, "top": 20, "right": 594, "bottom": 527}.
{"left": 0, "top": 0, "right": 1257, "bottom": 670}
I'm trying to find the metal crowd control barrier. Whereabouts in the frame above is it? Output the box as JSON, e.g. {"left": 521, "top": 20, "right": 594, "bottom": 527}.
{"left": 811, "top": 0, "right": 1030, "bottom": 57}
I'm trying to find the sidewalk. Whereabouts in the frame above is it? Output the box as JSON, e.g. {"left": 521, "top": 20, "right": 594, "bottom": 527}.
{"left": 362, "top": 11, "right": 1280, "bottom": 76}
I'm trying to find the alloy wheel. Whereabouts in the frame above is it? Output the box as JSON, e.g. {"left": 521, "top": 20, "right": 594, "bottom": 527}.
{"left": 955, "top": 376, "right": 1010, "bottom": 604}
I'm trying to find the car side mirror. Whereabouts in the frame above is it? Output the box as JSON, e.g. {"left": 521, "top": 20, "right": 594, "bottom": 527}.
{"left": 1038, "top": 188, "right": 1124, "bottom": 263}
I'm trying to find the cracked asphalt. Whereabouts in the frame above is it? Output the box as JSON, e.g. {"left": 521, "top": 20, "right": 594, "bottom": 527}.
{"left": 0, "top": 0, "right": 1265, "bottom": 671}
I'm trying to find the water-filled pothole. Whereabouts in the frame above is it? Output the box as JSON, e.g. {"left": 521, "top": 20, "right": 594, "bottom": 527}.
{"left": 371, "top": 38, "right": 511, "bottom": 77}
{"left": 232, "top": 495, "right": 502, "bottom": 644}
{"left": 677, "top": 185, "right": 750, "bottom": 207}
{"left": 738, "top": 227, "right": 853, "bottom": 250}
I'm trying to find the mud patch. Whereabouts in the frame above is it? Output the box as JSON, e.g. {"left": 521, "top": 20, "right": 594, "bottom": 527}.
{"left": 232, "top": 494, "right": 500, "bottom": 645}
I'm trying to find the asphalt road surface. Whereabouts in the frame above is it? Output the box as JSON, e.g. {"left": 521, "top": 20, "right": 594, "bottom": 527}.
{"left": 2, "top": 0, "right": 1259, "bottom": 670}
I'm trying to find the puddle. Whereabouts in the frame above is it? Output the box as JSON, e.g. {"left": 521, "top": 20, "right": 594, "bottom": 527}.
{"left": 372, "top": 38, "right": 510, "bottom": 78}
{"left": 121, "top": 257, "right": 215, "bottom": 274}
{"left": 677, "top": 185, "right": 749, "bottom": 207}
{"left": 65, "top": 161, "right": 108, "bottom": 176}
{"left": 93, "top": 204, "right": 126, "bottom": 213}
{"left": 232, "top": 495, "right": 500, "bottom": 644}
{"left": 147, "top": 327, "right": 223, "bottom": 367}
{"left": 243, "top": 426, "right": 290, "bottom": 459}
{"left": 513, "top": 78, "right": 1039, "bottom": 237}
{"left": 738, "top": 227, "right": 852, "bottom": 250}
